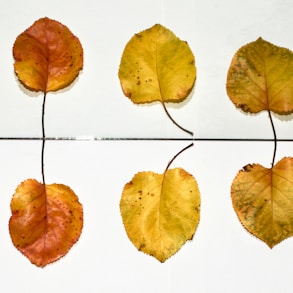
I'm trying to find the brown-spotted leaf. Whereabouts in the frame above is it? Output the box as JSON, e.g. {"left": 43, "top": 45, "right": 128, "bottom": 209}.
{"left": 120, "top": 168, "right": 200, "bottom": 262}
{"left": 231, "top": 157, "right": 293, "bottom": 248}
{"left": 13, "top": 17, "right": 83, "bottom": 92}
{"left": 118, "top": 24, "right": 196, "bottom": 104}
{"left": 226, "top": 38, "right": 293, "bottom": 114}
{"left": 9, "top": 179, "right": 83, "bottom": 267}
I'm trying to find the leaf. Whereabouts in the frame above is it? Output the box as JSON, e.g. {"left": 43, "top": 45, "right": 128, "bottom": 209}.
{"left": 13, "top": 17, "right": 83, "bottom": 92}
{"left": 226, "top": 37, "right": 293, "bottom": 114}
{"left": 9, "top": 179, "right": 83, "bottom": 267}
{"left": 118, "top": 24, "right": 196, "bottom": 104}
{"left": 120, "top": 167, "right": 200, "bottom": 262}
{"left": 118, "top": 24, "right": 196, "bottom": 135}
{"left": 231, "top": 157, "right": 293, "bottom": 248}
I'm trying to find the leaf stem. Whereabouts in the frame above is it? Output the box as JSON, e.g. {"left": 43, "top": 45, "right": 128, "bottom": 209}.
{"left": 164, "top": 143, "right": 193, "bottom": 173}
{"left": 161, "top": 101, "right": 193, "bottom": 136}
{"left": 268, "top": 110, "right": 277, "bottom": 167}
{"left": 41, "top": 92, "right": 47, "bottom": 185}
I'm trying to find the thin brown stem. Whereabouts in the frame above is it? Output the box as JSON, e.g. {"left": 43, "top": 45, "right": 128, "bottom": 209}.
{"left": 164, "top": 143, "right": 193, "bottom": 173}
{"left": 41, "top": 92, "right": 47, "bottom": 185}
{"left": 161, "top": 101, "right": 193, "bottom": 136}
{"left": 268, "top": 110, "right": 277, "bottom": 167}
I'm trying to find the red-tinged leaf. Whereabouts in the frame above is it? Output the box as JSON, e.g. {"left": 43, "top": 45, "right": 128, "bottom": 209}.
{"left": 9, "top": 179, "right": 83, "bottom": 267}
{"left": 13, "top": 17, "right": 83, "bottom": 92}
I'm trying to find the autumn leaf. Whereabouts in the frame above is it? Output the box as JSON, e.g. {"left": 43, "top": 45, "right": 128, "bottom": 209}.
{"left": 13, "top": 17, "right": 83, "bottom": 92}
{"left": 231, "top": 157, "right": 293, "bottom": 248}
{"left": 118, "top": 24, "right": 196, "bottom": 135}
{"left": 9, "top": 179, "right": 83, "bottom": 267}
{"left": 226, "top": 37, "right": 293, "bottom": 114}
{"left": 120, "top": 167, "right": 200, "bottom": 262}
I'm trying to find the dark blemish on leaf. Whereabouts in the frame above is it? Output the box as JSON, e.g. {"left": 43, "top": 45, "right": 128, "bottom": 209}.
{"left": 238, "top": 103, "right": 251, "bottom": 112}
{"left": 138, "top": 243, "right": 146, "bottom": 250}
{"left": 243, "top": 164, "right": 253, "bottom": 172}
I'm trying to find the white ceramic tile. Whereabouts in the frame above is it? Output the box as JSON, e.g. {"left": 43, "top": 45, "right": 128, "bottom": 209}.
{"left": 0, "top": 140, "right": 293, "bottom": 292}
{"left": 0, "top": 0, "right": 291, "bottom": 138}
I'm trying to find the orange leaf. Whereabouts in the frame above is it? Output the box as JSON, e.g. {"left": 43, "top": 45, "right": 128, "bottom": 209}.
{"left": 226, "top": 38, "right": 293, "bottom": 114}
{"left": 13, "top": 17, "right": 83, "bottom": 92}
{"left": 9, "top": 179, "right": 83, "bottom": 267}
{"left": 231, "top": 157, "right": 293, "bottom": 248}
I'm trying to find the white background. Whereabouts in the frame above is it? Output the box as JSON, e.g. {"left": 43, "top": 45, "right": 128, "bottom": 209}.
{"left": 0, "top": 0, "right": 292, "bottom": 292}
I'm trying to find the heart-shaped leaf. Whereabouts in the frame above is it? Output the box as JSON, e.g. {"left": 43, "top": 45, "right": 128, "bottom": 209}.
{"left": 226, "top": 37, "right": 293, "bottom": 114}
{"left": 231, "top": 157, "right": 293, "bottom": 248}
{"left": 13, "top": 17, "right": 83, "bottom": 92}
{"left": 9, "top": 179, "right": 83, "bottom": 267}
{"left": 120, "top": 167, "right": 200, "bottom": 262}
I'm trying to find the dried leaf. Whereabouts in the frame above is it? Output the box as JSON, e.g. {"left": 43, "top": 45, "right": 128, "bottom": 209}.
{"left": 118, "top": 24, "right": 196, "bottom": 104}
{"left": 226, "top": 37, "right": 293, "bottom": 114}
{"left": 13, "top": 17, "right": 83, "bottom": 92}
{"left": 9, "top": 179, "right": 83, "bottom": 267}
{"left": 231, "top": 157, "right": 293, "bottom": 248}
{"left": 120, "top": 168, "right": 200, "bottom": 262}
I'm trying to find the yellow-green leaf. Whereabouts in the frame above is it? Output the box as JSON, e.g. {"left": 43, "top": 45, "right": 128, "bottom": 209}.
{"left": 226, "top": 37, "right": 293, "bottom": 114}
{"left": 231, "top": 157, "right": 293, "bottom": 248}
{"left": 13, "top": 17, "right": 83, "bottom": 93}
{"left": 120, "top": 168, "right": 200, "bottom": 262}
{"left": 9, "top": 179, "right": 83, "bottom": 267}
{"left": 118, "top": 24, "right": 196, "bottom": 104}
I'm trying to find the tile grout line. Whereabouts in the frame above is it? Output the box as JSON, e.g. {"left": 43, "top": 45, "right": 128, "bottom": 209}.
{"left": 0, "top": 137, "right": 292, "bottom": 142}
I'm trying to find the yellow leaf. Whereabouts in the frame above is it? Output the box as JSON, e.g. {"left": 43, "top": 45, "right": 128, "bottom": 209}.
{"left": 118, "top": 24, "right": 196, "bottom": 104}
{"left": 226, "top": 37, "right": 293, "bottom": 114}
{"left": 13, "top": 17, "right": 83, "bottom": 92}
{"left": 120, "top": 168, "right": 200, "bottom": 262}
{"left": 9, "top": 179, "right": 83, "bottom": 267}
{"left": 231, "top": 157, "right": 293, "bottom": 248}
